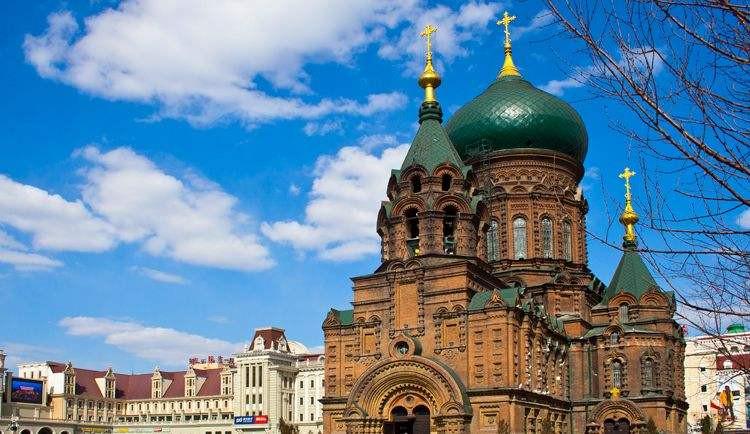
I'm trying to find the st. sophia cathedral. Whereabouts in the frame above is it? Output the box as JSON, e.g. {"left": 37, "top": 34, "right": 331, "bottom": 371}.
{"left": 320, "top": 14, "right": 687, "bottom": 434}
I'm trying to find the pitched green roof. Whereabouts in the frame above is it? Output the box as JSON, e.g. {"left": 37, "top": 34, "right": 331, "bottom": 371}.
{"left": 400, "top": 111, "right": 465, "bottom": 173}
{"left": 328, "top": 308, "right": 353, "bottom": 326}
{"left": 601, "top": 249, "right": 658, "bottom": 303}
{"left": 468, "top": 287, "right": 522, "bottom": 310}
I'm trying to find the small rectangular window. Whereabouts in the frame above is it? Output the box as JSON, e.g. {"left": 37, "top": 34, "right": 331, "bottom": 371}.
{"left": 701, "top": 385, "right": 707, "bottom": 392}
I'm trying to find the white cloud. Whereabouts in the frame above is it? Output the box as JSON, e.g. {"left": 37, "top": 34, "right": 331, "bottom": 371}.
{"left": 0, "top": 175, "right": 115, "bottom": 252}
{"left": 207, "top": 315, "right": 230, "bottom": 324}
{"left": 540, "top": 46, "right": 664, "bottom": 96}
{"left": 378, "top": 2, "right": 502, "bottom": 74}
{"left": 23, "top": 1, "right": 499, "bottom": 127}
{"left": 0, "top": 229, "right": 63, "bottom": 271}
{"left": 303, "top": 120, "right": 344, "bottom": 136}
{"left": 288, "top": 184, "right": 301, "bottom": 196}
{"left": 738, "top": 208, "right": 750, "bottom": 229}
{"left": 262, "top": 139, "right": 409, "bottom": 261}
{"left": 1, "top": 342, "right": 61, "bottom": 370}
{"left": 0, "top": 229, "right": 26, "bottom": 251}
{"left": 59, "top": 316, "right": 242, "bottom": 366}
{"left": 132, "top": 266, "right": 188, "bottom": 285}
{"left": 78, "top": 146, "right": 274, "bottom": 271}
{"left": 540, "top": 76, "right": 585, "bottom": 96}
{"left": 513, "top": 9, "right": 555, "bottom": 39}
{"left": 0, "top": 146, "right": 273, "bottom": 272}
{"left": 0, "top": 249, "right": 63, "bottom": 272}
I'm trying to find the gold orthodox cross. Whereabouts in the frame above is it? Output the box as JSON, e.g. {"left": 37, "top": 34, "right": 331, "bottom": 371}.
{"left": 619, "top": 167, "right": 636, "bottom": 200}
{"left": 420, "top": 24, "right": 437, "bottom": 61}
{"left": 497, "top": 11, "right": 516, "bottom": 46}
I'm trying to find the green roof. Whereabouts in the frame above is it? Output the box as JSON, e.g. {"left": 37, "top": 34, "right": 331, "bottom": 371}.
{"left": 582, "top": 324, "right": 659, "bottom": 339}
{"left": 400, "top": 102, "right": 465, "bottom": 173}
{"left": 601, "top": 248, "right": 658, "bottom": 303}
{"left": 445, "top": 75, "right": 588, "bottom": 162}
{"left": 468, "top": 287, "right": 522, "bottom": 310}
{"left": 329, "top": 309, "right": 353, "bottom": 326}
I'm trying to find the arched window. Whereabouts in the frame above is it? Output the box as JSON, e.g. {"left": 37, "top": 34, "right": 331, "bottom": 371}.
{"left": 562, "top": 220, "right": 572, "bottom": 261}
{"left": 441, "top": 174, "right": 452, "bottom": 191}
{"left": 405, "top": 209, "right": 419, "bottom": 256}
{"left": 513, "top": 217, "right": 527, "bottom": 259}
{"left": 619, "top": 303, "right": 629, "bottom": 323}
{"left": 443, "top": 206, "right": 457, "bottom": 254}
{"left": 643, "top": 358, "right": 654, "bottom": 388}
{"left": 541, "top": 217, "right": 553, "bottom": 258}
{"left": 610, "top": 331, "right": 620, "bottom": 345}
{"left": 612, "top": 360, "right": 623, "bottom": 388}
{"left": 486, "top": 220, "right": 499, "bottom": 261}
{"left": 410, "top": 176, "right": 422, "bottom": 193}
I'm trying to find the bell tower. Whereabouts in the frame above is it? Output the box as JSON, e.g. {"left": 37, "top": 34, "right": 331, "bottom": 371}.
{"left": 378, "top": 25, "right": 480, "bottom": 263}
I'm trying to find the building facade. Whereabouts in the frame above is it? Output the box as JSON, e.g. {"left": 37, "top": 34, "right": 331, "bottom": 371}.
{"left": 321, "top": 18, "right": 687, "bottom": 434}
{"left": 1, "top": 328, "right": 324, "bottom": 434}
{"left": 685, "top": 324, "right": 750, "bottom": 432}
{"left": 294, "top": 354, "right": 325, "bottom": 434}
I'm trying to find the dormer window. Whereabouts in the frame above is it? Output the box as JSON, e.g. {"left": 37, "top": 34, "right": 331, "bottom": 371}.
{"left": 619, "top": 304, "right": 629, "bottom": 323}
{"left": 610, "top": 332, "right": 620, "bottom": 344}
{"left": 254, "top": 336, "right": 265, "bottom": 350}
{"left": 405, "top": 209, "right": 420, "bottom": 256}
{"left": 441, "top": 174, "right": 452, "bottom": 191}
{"left": 410, "top": 175, "right": 422, "bottom": 193}
{"left": 443, "top": 206, "right": 457, "bottom": 254}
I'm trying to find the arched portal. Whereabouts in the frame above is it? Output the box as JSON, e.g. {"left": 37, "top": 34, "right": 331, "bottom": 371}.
{"left": 588, "top": 400, "right": 645, "bottom": 433}
{"left": 343, "top": 355, "right": 471, "bottom": 434}
{"left": 603, "top": 418, "right": 630, "bottom": 434}
{"left": 38, "top": 429, "right": 53, "bottom": 434}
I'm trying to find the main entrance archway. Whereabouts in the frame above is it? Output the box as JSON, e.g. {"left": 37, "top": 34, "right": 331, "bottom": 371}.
{"left": 603, "top": 418, "right": 630, "bottom": 434}
{"left": 383, "top": 404, "right": 431, "bottom": 434}
{"left": 587, "top": 400, "right": 644, "bottom": 433}
{"left": 343, "top": 355, "right": 471, "bottom": 434}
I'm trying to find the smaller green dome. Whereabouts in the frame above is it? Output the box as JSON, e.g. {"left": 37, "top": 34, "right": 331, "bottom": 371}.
{"left": 446, "top": 75, "right": 588, "bottom": 162}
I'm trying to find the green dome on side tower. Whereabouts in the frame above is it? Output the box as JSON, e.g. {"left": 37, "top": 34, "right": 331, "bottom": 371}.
{"left": 445, "top": 75, "right": 588, "bottom": 162}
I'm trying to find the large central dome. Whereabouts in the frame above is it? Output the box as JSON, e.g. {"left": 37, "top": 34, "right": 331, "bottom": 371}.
{"left": 445, "top": 74, "right": 588, "bottom": 162}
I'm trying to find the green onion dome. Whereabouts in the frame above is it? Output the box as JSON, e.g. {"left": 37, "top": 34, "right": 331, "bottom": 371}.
{"left": 445, "top": 74, "right": 588, "bottom": 162}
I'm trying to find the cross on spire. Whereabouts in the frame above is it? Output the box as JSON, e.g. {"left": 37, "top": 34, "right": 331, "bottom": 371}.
{"left": 619, "top": 167, "right": 636, "bottom": 200}
{"left": 497, "top": 11, "right": 517, "bottom": 47}
{"left": 618, "top": 167, "right": 639, "bottom": 245}
{"left": 420, "top": 24, "right": 437, "bottom": 62}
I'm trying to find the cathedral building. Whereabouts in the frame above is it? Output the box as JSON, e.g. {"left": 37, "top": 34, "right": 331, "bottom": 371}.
{"left": 321, "top": 15, "right": 687, "bottom": 434}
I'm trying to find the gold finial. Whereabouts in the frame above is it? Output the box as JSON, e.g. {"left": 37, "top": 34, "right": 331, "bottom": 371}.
{"left": 496, "top": 11, "right": 521, "bottom": 77}
{"left": 418, "top": 24, "right": 441, "bottom": 103}
{"left": 618, "top": 167, "right": 639, "bottom": 245}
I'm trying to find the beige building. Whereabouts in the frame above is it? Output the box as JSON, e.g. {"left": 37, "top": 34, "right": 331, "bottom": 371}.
{"left": 1, "top": 328, "right": 324, "bottom": 434}
{"left": 685, "top": 324, "right": 750, "bottom": 432}
{"left": 294, "top": 354, "right": 324, "bottom": 434}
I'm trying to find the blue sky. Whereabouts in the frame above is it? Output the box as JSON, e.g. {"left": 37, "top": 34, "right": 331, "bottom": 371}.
{"left": 0, "top": 0, "right": 682, "bottom": 372}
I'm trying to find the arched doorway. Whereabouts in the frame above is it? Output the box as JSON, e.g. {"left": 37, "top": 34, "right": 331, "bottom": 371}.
{"left": 21, "top": 430, "right": 31, "bottom": 434}
{"left": 413, "top": 405, "right": 430, "bottom": 434}
{"left": 38, "top": 428, "right": 54, "bottom": 434}
{"left": 603, "top": 418, "right": 630, "bottom": 434}
{"left": 389, "top": 406, "right": 411, "bottom": 434}
{"left": 345, "top": 356, "right": 471, "bottom": 434}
